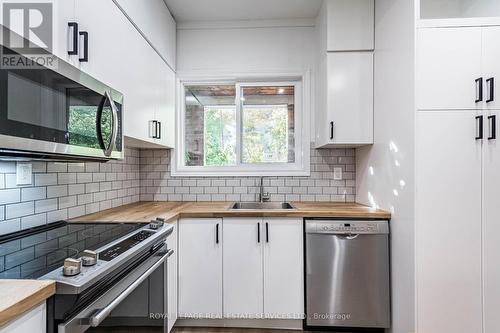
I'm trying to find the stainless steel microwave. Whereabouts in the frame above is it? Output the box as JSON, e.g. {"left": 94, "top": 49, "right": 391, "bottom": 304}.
{"left": 0, "top": 29, "right": 123, "bottom": 161}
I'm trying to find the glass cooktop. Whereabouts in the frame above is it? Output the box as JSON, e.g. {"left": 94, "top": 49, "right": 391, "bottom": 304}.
{"left": 0, "top": 221, "right": 145, "bottom": 279}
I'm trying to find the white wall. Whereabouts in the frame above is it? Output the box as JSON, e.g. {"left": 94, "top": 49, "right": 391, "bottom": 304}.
{"left": 177, "top": 21, "right": 316, "bottom": 74}
{"left": 176, "top": 21, "right": 316, "bottom": 140}
{"left": 356, "top": 1, "right": 416, "bottom": 333}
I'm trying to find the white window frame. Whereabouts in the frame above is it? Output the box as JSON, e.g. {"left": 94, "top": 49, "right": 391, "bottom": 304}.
{"left": 173, "top": 73, "right": 311, "bottom": 177}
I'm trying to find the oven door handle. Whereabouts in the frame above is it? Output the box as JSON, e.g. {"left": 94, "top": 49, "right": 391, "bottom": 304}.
{"left": 87, "top": 248, "right": 173, "bottom": 327}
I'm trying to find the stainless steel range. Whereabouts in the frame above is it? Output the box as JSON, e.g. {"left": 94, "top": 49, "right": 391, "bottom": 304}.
{"left": 0, "top": 219, "right": 174, "bottom": 333}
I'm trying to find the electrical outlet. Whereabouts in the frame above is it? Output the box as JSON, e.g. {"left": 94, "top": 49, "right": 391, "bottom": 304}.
{"left": 16, "top": 162, "right": 32, "bottom": 185}
{"left": 333, "top": 167, "right": 343, "bottom": 180}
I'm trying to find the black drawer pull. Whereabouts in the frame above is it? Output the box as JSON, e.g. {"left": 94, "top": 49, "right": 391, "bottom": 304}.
{"left": 488, "top": 115, "right": 496, "bottom": 140}
{"left": 476, "top": 77, "right": 483, "bottom": 103}
{"left": 476, "top": 115, "right": 484, "bottom": 140}
{"left": 487, "top": 77, "right": 495, "bottom": 103}
{"left": 68, "top": 22, "right": 78, "bottom": 55}
{"left": 79, "top": 31, "right": 88, "bottom": 62}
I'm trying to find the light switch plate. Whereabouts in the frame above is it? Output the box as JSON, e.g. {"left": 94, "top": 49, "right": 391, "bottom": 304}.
{"left": 16, "top": 162, "right": 32, "bottom": 185}
{"left": 333, "top": 167, "right": 343, "bottom": 180}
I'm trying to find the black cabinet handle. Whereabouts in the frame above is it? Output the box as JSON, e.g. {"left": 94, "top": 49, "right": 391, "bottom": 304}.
{"left": 488, "top": 115, "right": 496, "bottom": 140}
{"left": 476, "top": 115, "right": 484, "bottom": 140}
{"left": 330, "top": 121, "right": 334, "bottom": 140}
{"left": 150, "top": 120, "right": 158, "bottom": 138}
{"left": 216, "top": 223, "right": 219, "bottom": 244}
{"left": 476, "top": 77, "right": 483, "bottom": 103}
{"left": 67, "top": 22, "right": 78, "bottom": 55}
{"left": 265, "top": 222, "right": 269, "bottom": 243}
{"left": 157, "top": 121, "right": 161, "bottom": 139}
{"left": 257, "top": 223, "right": 260, "bottom": 243}
{"left": 79, "top": 31, "right": 88, "bottom": 62}
{"left": 487, "top": 78, "right": 495, "bottom": 103}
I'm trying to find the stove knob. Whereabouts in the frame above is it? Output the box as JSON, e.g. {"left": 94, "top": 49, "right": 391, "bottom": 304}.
{"left": 63, "top": 258, "right": 82, "bottom": 276}
{"left": 149, "top": 220, "right": 159, "bottom": 230}
{"left": 81, "top": 250, "right": 98, "bottom": 266}
{"left": 156, "top": 217, "right": 165, "bottom": 227}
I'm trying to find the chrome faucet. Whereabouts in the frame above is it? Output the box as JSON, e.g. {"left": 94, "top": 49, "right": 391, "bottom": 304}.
{"left": 258, "top": 176, "right": 271, "bottom": 202}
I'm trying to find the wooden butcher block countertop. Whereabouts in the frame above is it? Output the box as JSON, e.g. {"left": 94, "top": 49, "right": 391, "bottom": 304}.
{"left": 71, "top": 201, "right": 391, "bottom": 223}
{"left": 0, "top": 280, "right": 55, "bottom": 327}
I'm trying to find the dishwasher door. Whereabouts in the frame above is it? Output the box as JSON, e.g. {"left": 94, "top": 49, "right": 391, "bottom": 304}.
{"left": 305, "top": 220, "right": 390, "bottom": 329}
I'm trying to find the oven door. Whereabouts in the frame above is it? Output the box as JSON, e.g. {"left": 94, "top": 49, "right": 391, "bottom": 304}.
{"left": 0, "top": 39, "right": 123, "bottom": 160}
{"left": 58, "top": 248, "right": 173, "bottom": 333}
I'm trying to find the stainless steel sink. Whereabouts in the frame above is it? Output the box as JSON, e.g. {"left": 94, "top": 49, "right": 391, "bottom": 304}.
{"left": 230, "top": 202, "right": 296, "bottom": 210}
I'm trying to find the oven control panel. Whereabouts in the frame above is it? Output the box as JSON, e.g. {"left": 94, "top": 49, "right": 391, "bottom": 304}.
{"left": 100, "top": 230, "right": 155, "bottom": 261}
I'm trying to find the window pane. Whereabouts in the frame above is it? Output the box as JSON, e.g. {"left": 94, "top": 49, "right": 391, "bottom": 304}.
{"left": 184, "top": 85, "right": 236, "bottom": 166}
{"left": 241, "top": 86, "right": 295, "bottom": 164}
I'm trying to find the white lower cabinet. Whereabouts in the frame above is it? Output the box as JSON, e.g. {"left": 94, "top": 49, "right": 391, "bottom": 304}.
{"left": 222, "top": 218, "right": 303, "bottom": 320}
{"left": 416, "top": 111, "right": 483, "bottom": 333}
{"left": 263, "top": 218, "right": 304, "bottom": 319}
{"left": 223, "top": 218, "right": 264, "bottom": 319}
{"left": 167, "top": 220, "right": 178, "bottom": 332}
{"left": 179, "top": 217, "right": 304, "bottom": 324}
{"left": 178, "top": 218, "right": 223, "bottom": 319}
{"left": 0, "top": 302, "right": 46, "bottom": 333}
{"left": 483, "top": 109, "right": 500, "bottom": 333}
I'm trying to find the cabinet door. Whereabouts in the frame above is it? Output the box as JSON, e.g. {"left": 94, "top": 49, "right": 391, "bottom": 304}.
{"left": 326, "top": 52, "right": 373, "bottom": 145}
{"left": 53, "top": 0, "right": 78, "bottom": 66}
{"left": 75, "top": 0, "right": 156, "bottom": 145}
{"left": 223, "top": 218, "right": 263, "bottom": 319}
{"left": 154, "top": 56, "right": 176, "bottom": 148}
{"left": 417, "top": 27, "right": 482, "bottom": 110}
{"left": 0, "top": 303, "right": 46, "bottom": 333}
{"left": 416, "top": 111, "right": 482, "bottom": 333}
{"left": 482, "top": 26, "right": 500, "bottom": 110}
{"left": 263, "top": 218, "right": 303, "bottom": 319}
{"left": 483, "top": 109, "right": 500, "bottom": 333}
{"left": 178, "top": 218, "right": 222, "bottom": 319}
{"left": 167, "top": 220, "right": 178, "bottom": 332}
{"left": 326, "top": 0, "right": 374, "bottom": 51}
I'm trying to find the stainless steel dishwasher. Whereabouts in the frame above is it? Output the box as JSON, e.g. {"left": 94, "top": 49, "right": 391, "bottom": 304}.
{"left": 305, "top": 219, "right": 390, "bottom": 330}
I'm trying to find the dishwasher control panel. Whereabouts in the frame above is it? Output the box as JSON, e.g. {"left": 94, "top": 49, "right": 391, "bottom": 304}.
{"left": 305, "top": 220, "right": 389, "bottom": 234}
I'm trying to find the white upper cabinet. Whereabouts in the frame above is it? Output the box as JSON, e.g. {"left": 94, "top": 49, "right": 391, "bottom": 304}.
{"left": 51, "top": 0, "right": 176, "bottom": 148}
{"left": 417, "top": 27, "right": 482, "bottom": 110}
{"left": 315, "top": 0, "right": 374, "bottom": 148}
{"left": 324, "top": 0, "right": 374, "bottom": 51}
{"left": 328, "top": 52, "right": 373, "bottom": 146}
{"left": 263, "top": 218, "right": 303, "bottom": 319}
{"left": 113, "top": 0, "right": 176, "bottom": 70}
{"left": 481, "top": 27, "right": 500, "bottom": 110}
{"left": 420, "top": 0, "right": 500, "bottom": 20}
{"left": 223, "top": 218, "right": 264, "bottom": 319}
{"left": 178, "top": 218, "right": 223, "bottom": 319}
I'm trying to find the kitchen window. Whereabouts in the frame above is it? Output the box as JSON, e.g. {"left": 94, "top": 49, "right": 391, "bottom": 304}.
{"left": 173, "top": 77, "right": 310, "bottom": 176}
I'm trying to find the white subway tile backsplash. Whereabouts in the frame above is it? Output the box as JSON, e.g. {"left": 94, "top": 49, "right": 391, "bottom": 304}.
{"left": 58, "top": 173, "right": 76, "bottom": 185}
{"left": 47, "top": 162, "right": 67, "bottom": 173}
{"left": 0, "top": 189, "right": 21, "bottom": 205}
{"left": 68, "top": 184, "right": 85, "bottom": 196}
{"left": 6, "top": 201, "right": 34, "bottom": 219}
{"left": 47, "top": 185, "right": 68, "bottom": 198}
{"left": 58, "top": 196, "right": 77, "bottom": 209}
{"left": 35, "top": 199, "right": 58, "bottom": 214}
{"left": 21, "top": 213, "right": 47, "bottom": 229}
{"left": 35, "top": 174, "right": 57, "bottom": 186}
{"left": 21, "top": 187, "right": 46, "bottom": 202}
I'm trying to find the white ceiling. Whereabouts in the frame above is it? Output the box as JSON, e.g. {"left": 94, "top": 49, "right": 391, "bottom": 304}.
{"left": 164, "top": 0, "right": 323, "bottom": 22}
